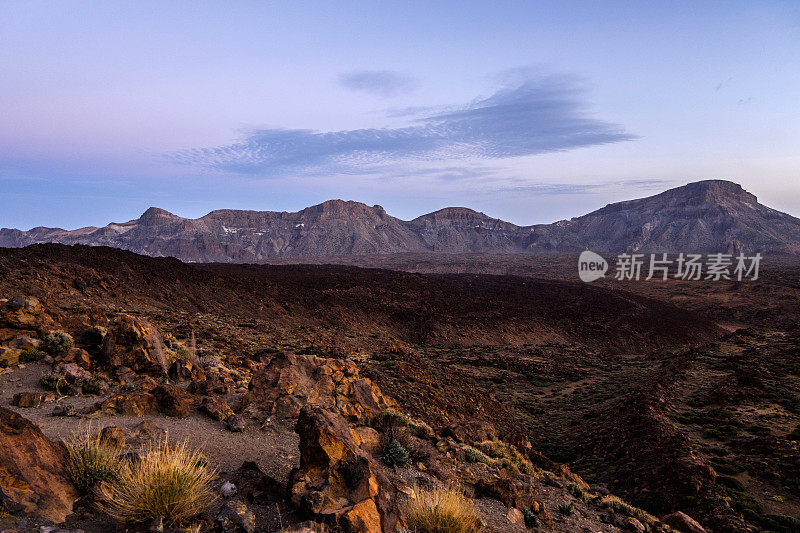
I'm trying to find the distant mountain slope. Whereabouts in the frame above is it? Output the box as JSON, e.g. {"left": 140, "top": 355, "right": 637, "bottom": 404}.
{"left": 525, "top": 180, "right": 800, "bottom": 254}
{"left": 1, "top": 180, "right": 799, "bottom": 261}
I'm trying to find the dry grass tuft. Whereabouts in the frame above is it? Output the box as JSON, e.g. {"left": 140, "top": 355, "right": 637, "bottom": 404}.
{"left": 65, "top": 429, "right": 122, "bottom": 494}
{"left": 404, "top": 486, "right": 481, "bottom": 533}
{"left": 598, "top": 494, "right": 656, "bottom": 523}
{"left": 102, "top": 439, "right": 217, "bottom": 526}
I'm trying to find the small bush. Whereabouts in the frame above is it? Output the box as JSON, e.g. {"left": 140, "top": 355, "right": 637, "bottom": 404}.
{"left": 375, "top": 409, "right": 411, "bottom": 428}
{"left": 717, "top": 475, "right": 745, "bottom": 492}
{"left": 19, "top": 347, "right": 44, "bottom": 362}
{"left": 598, "top": 495, "right": 655, "bottom": 523}
{"left": 383, "top": 439, "right": 410, "bottom": 467}
{"left": 82, "top": 376, "right": 105, "bottom": 395}
{"left": 463, "top": 446, "right": 492, "bottom": 465}
{"left": 568, "top": 483, "right": 590, "bottom": 502}
{"left": 42, "top": 331, "right": 74, "bottom": 355}
{"left": 475, "top": 440, "right": 536, "bottom": 475}
{"left": 522, "top": 508, "right": 539, "bottom": 528}
{"left": 66, "top": 430, "right": 122, "bottom": 493}
{"left": 558, "top": 503, "right": 574, "bottom": 516}
{"left": 403, "top": 487, "right": 481, "bottom": 533}
{"left": 40, "top": 372, "right": 68, "bottom": 394}
{"left": 102, "top": 439, "right": 216, "bottom": 526}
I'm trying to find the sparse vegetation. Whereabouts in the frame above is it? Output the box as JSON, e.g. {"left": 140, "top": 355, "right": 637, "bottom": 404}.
{"left": 101, "top": 439, "right": 216, "bottom": 526}
{"left": 65, "top": 430, "right": 122, "bottom": 494}
{"left": 42, "top": 331, "right": 73, "bottom": 355}
{"left": 19, "top": 346, "right": 44, "bottom": 362}
{"left": 598, "top": 495, "right": 655, "bottom": 523}
{"left": 463, "top": 446, "right": 492, "bottom": 465}
{"left": 568, "top": 482, "right": 590, "bottom": 502}
{"left": 375, "top": 409, "right": 411, "bottom": 428}
{"left": 474, "top": 440, "right": 536, "bottom": 475}
{"left": 39, "top": 372, "right": 68, "bottom": 394}
{"left": 82, "top": 376, "right": 105, "bottom": 395}
{"left": 403, "top": 487, "right": 481, "bottom": 533}
{"left": 558, "top": 503, "right": 574, "bottom": 516}
{"left": 383, "top": 439, "right": 410, "bottom": 467}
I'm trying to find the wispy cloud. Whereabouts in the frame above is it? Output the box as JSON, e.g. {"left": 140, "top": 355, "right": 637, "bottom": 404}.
{"left": 169, "top": 73, "right": 635, "bottom": 177}
{"left": 338, "top": 70, "right": 417, "bottom": 97}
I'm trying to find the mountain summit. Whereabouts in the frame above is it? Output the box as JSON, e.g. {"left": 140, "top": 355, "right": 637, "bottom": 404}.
{"left": 1, "top": 180, "right": 799, "bottom": 261}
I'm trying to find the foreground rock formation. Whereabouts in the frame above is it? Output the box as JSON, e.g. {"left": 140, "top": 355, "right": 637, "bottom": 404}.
{"left": 0, "top": 406, "right": 77, "bottom": 523}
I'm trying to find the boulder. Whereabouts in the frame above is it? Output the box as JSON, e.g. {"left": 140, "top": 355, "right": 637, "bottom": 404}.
{"left": 101, "top": 314, "right": 166, "bottom": 374}
{"left": 229, "top": 462, "right": 284, "bottom": 504}
{"left": 152, "top": 384, "right": 198, "bottom": 418}
{"left": 11, "top": 392, "right": 55, "bottom": 408}
{"left": 55, "top": 363, "right": 92, "bottom": 384}
{"left": 167, "top": 359, "right": 205, "bottom": 382}
{"left": 289, "top": 405, "right": 398, "bottom": 533}
{"left": 239, "top": 353, "right": 394, "bottom": 421}
{"left": 200, "top": 396, "right": 234, "bottom": 422}
{"left": 0, "top": 347, "right": 20, "bottom": 367}
{"left": 0, "top": 406, "right": 77, "bottom": 522}
{"left": 90, "top": 391, "right": 157, "bottom": 417}
{"left": 9, "top": 335, "right": 41, "bottom": 350}
{"left": 215, "top": 499, "right": 255, "bottom": 533}
{"left": 57, "top": 348, "right": 91, "bottom": 369}
{"left": 226, "top": 414, "right": 247, "bottom": 432}
{"left": 662, "top": 511, "right": 707, "bottom": 533}
{"left": 0, "top": 297, "right": 42, "bottom": 329}
{"left": 98, "top": 426, "right": 127, "bottom": 449}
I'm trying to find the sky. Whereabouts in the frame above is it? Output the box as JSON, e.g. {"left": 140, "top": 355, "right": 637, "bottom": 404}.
{"left": 1, "top": 1, "right": 799, "bottom": 230}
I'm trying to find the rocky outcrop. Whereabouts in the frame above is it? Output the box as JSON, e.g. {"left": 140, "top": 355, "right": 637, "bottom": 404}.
{"left": 152, "top": 384, "right": 198, "bottom": 418}
{"left": 288, "top": 405, "right": 398, "bottom": 532}
{"left": 239, "top": 353, "right": 394, "bottom": 420}
{"left": 101, "top": 314, "right": 166, "bottom": 374}
{"left": 0, "top": 406, "right": 77, "bottom": 523}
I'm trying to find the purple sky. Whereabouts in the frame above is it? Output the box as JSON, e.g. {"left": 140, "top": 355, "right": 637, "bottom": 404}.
{"left": 1, "top": 1, "right": 799, "bottom": 229}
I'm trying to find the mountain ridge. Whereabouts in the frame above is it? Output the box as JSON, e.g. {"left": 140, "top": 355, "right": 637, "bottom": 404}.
{"left": 2, "top": 179, "right": 800, "bottom": 261}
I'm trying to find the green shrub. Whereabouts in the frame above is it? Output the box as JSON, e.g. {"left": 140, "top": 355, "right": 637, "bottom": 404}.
{"left": 19, "top": 347, "right": 44, "bottom": 362}
{"left": 522, "top": 508, "right": 539, "bottom": 528}
{"left": 42, "top": 331, "right": 74, "bottom": 355}
{"left": 568, "top": 483, "right": 590, "bottom": 502}
{"left": 718, "top": 475, "right": 745, "bottom": 492}
{"left": 40, "top": 372, "right": 68, "bottom": 394}
{"left": 66, "top": 430, "right": 122, "bottom": 493}
{"left": 558, "top": 503, "right": 574, "bottom": 516}
{"left": 383, "top": 439, "right": 410, "bottom": 467}
{"left": 463, "top": 446, "right": 492, "bottom": 465}
{"left": 82, "top": 377, "right": 105, "bottom": 395}
{"left": 375, "top": 409, "right": 411, "bottom": 429}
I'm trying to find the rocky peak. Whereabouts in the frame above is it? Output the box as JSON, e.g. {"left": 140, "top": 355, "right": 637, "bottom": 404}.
{"left": 137, "top": 207, "right": 179, "bottom": 227}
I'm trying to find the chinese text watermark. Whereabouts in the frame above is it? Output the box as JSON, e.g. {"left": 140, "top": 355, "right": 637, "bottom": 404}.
{"left": 578, "top": 251, "right": 761, "bottom": 282}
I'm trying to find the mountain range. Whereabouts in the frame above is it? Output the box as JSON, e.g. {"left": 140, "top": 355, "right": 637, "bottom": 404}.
{"left": 2, "top": 179, "right": 799, "bottom": 262}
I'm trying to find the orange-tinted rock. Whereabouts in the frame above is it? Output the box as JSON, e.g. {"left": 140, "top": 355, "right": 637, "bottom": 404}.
{"left": 289, "top": 405, "right": 397, "bottom": 532}
{"left": 101, "top": 314, "right": 166, "bottom": 374}
{"left": 200, "top": 396, "right": 234, "bottom": 422}
{"left": 0, "top": 406, "right": 77, "bottom": 522}
{"left": 152, "top": 384, "right": 198, "bottom": 418}
{"left": 98, "top": 426, "right": 127, "bottom": 449}
{"left": 91, "top": 391, "right": 157, "bottom": 417}
{"left": 11, "top": 392, "right": 55, "bottom": 408}
{"left": 240, "top": 353, "right": 394, "bottom": 420}
{"left": 662, "top": 511, "right": 707, "bottom": 533}
{"left": 168, "top": 359, "right": 206, "bottom": 382}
